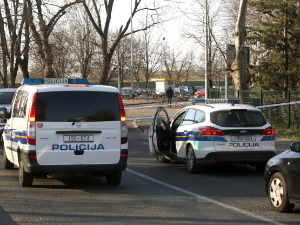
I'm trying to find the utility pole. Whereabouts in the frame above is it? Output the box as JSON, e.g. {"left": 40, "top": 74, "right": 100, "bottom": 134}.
{"left": 130, "top": 0, "right": 134, "bottom": 98}
{"left": 204, "top": 0, "right": 208, "bottom": 99}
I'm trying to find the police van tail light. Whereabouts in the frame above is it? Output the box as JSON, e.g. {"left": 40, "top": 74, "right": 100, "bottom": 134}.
{"left": 261, "top": 126, "right": 275, "bottom": 135}
{"left": 118, "top": 93, "right": 126, "bottom": 122}
{"left": 198, "top": 126, "right": 225, "bottom": 136}
{"left": 121, "top": 121, "right": 128, "bottom": 144}
{"left": 27, "top": 93, "right": 37, "bottom": 145}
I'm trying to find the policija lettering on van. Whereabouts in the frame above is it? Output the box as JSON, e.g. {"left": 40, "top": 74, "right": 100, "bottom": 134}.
{"left": 228, "top": 143, "right": 259, "bottom": 148}
{"left": 52, "top": 144, "right": 105, "bottom": 150}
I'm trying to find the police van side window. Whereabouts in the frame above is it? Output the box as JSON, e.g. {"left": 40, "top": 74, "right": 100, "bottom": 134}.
{"left": 18, "top": 91, "right": 28, "bottom": 118}
{"left": 12, "top": 90, "right": 21, "bottom": 118}
{"left": 194, "top": 110, "right": 205, "bottom": 123}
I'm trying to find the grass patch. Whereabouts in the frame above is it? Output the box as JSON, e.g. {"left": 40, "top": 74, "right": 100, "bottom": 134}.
{"left": 274, "top": 124, "right": 300, "bottom": 141}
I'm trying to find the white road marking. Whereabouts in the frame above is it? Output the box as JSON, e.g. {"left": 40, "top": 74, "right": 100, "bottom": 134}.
{"left": 126, "top": 168, "right": 285, "bottom": 225}
{"left": 142, "top": 142, "right": 148, "bottom": 145}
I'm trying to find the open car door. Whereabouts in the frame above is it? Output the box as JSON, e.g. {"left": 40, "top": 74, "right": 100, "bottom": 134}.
{"left": 149, "top": 107, "right": 170, "bottom": 156}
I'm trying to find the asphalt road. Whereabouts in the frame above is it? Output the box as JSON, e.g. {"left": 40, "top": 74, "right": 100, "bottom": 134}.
{"left": 0, "top": 123, "right": 299, "bottom": 225}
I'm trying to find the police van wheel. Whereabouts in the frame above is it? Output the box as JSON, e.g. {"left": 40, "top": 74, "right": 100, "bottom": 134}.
{"left": 3, "top": 147, "right": 14, "bottom": 169}
{"left": 19, "top": 159, "right": 33, "bottom": 187}
{"left": 106, "top": 171, "right": 122, "bottom": 185}
{"left": 187, "top": 146, "right": 202, "bottom": 173}
{"left": 156, "top": 155, "right": 171, "bottom": 163}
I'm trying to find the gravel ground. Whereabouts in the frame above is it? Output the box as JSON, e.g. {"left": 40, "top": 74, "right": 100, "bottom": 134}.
{"left": 123, "top": 95, "right": 193, "bottom": 119}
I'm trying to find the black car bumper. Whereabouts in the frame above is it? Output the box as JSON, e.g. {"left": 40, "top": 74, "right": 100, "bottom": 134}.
{"left": 196, "top": 151, "right": 276, "bottom": 165}
{"left": 20, "top": 149, "right": 128, "bottom": 174}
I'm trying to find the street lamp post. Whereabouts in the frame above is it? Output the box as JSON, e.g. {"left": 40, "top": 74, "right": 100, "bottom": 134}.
{"left": 161, "top": 37, "right": 165, "bottom": 79}
{"left": 130, "top": 0, "right": 134, "bottom": 98}
{"left": 204, "top": 0, "right": 208, "bottom": 99}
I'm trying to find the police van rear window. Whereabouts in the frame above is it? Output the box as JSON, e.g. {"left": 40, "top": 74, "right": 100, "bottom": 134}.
{"left": 36, "top": 91, "right": 120, "bottom": 122}
{"left": 210, "top": 110, "right": 267, "bottom": 127}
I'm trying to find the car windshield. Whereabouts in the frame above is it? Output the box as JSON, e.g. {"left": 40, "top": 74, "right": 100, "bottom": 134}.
{"left": 0, "top": 92, "right": 15, "bottom": 104}
{"left": 210, "top": 110, "right": 267, "bottom": 127}
{"left": 36, "top": 91, "right": 120, "bottom": 122}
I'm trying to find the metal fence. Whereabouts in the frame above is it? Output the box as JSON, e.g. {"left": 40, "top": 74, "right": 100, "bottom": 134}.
{"left": 208, "top": 89, "right": 300, "bottom": 129}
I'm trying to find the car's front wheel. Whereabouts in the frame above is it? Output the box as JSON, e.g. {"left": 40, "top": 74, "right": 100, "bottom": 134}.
{"left": 3, "top": 144, "right": 14, "bottom": 169}
{"left": 156, "top": 155, "right": 171, "bottom": 163}
{"left": 268, "top": 172, "right": 294, "bottom": 212}
{"left": 187, "top": 146, "right": 202, "bottom": 173}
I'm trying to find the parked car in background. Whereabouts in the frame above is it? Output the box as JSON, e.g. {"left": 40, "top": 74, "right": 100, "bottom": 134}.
{"left": 120, "top": 88, "right": 134, "bottom": 97}
{"left": 0, "top": 88, "right": 17, "bottom": 137}
{"left": 179, "top": 86, "right": 193, "bottom": 95}
{"left": 195, "top": 88, "right": 205, "bottom": 96}
{"left": 122, "top": 87, "right": 140, "bottom": 95}
{"left": 140, "top": 88, "right": 151, "bottom": 95}
{"left": 175, "top": 88, "right": 187, "bottom": 96}
{"left": 194, "top": 86, "right": 204, "bottom": 91}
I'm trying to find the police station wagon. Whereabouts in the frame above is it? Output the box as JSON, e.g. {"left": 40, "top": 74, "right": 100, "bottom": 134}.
{"left": 149, "top": 99, "right": 276, "bottom": 173}
{"left": 0, "top": 78, "right": 128, "bottom": 187}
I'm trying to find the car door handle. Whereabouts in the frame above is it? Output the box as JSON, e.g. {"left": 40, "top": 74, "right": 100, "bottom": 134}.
{"left": 184, "top": 130, "right": 188, "bottom": 133}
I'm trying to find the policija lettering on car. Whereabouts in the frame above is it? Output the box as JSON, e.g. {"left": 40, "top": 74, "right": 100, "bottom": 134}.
{"left": 228, "top": 143, "right": 259, "bottom": 147}
{"left": 52, "top": 144, "right": 105, "bottom": 150}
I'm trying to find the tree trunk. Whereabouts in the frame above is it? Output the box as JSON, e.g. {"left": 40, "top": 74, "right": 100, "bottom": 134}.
{"left": 231, "top": 0, "right": 248, "bottom": 103}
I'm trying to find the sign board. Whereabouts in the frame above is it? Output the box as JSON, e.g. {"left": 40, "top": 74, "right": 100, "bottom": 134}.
{"left": 44, "top": 78, "right": 68, "bottom": 84}
{"left": 226, "top": 44, "right": 250, "bottom": 67}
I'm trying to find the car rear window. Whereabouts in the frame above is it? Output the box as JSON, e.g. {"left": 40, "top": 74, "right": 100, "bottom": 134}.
{"left": 36, "top": 91, "right": 120, "bottom": 122}
{"left": 210, "top": 110, "right": 267, "bottom": 127}
{"left": 0, "top": 92, "right": 15, "bottom": 104}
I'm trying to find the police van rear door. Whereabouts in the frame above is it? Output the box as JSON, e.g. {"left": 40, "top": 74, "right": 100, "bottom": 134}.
{"left": 35, "top": 86, "right": 122, "bottom": 165}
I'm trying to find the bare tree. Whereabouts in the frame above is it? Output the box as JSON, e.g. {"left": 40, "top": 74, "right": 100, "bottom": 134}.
{"left": 25, "top": 0, "right": 83, "bottom": 78}
{"left": 231, "top": 0, "right": 248, "bottom": 98}
{"left": 81, "top": 0, "right": 168, "bottom": 85}
{"left": 0, "top": 0, "right": 30, "bottom": 87}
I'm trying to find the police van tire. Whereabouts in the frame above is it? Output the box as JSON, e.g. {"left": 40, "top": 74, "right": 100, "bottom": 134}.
{"left": 156, "top": 155, "right": 171, "bottom": 163}
{"left": 19, "top": 159, "right": 33, "bottom": 187}
{"left": 106, "top": 171, "right": 122, "bottom": 185}
{"left": 3, "top": 147, "right": 14, "bottom": 169}
{"left": 187, "top": 146, "right": 202, "bottom": 173}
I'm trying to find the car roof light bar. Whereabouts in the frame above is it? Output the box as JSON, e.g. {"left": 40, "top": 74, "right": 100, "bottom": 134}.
{"left": 189, "top": 99, "right": 241, "bottom": 104}
{"left": 22, "top": 78, "right": 89, "bottom": 85}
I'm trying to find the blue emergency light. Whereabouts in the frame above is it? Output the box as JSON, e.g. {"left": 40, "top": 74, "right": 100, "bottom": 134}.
{"left": 22, "top": 78, "right": 89, "bottom": 85}
{"left": 189, "top": 99, "right": 241, "bottom": 104}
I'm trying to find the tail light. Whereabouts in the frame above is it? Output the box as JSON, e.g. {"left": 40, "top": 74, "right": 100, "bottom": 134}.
{"left": 198, "top": 126, "right": 225, "bottom": 136}
{"left": 118, "top": 93, "right": 128, "bottom": 144}
{"left": 27, "top": 93, "right": 37, "bottom": 145}
{"left": 261, "top": 126, "right": 275, "bottom": 135}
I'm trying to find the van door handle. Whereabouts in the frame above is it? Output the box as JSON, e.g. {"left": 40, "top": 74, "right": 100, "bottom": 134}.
{"left": 184, "top": 130, "right": 188, "bottom": 133}
{"left": 74, "top": 150, "right": 84, "bottom": 155}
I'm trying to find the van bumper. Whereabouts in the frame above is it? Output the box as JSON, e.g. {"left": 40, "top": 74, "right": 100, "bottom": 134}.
{"left": 20, "top": 149, "right": 128, "bottom": 174}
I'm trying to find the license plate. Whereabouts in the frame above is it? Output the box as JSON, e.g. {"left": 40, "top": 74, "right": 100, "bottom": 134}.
{"left": 231, "top": 135, "right": 256, "bottom": 142}
{"left": 64, "top": 135, "right": 94, "bottom": 142}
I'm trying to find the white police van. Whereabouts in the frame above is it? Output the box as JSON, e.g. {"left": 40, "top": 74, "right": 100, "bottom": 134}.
{"left": 0, "top": 78, "right": 128, "bottom": 187}
{"left": 149, "top": 99, "right": 276, "bottom": 173}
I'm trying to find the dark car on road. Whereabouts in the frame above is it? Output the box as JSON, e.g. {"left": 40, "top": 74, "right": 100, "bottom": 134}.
{"left": 264, "top": 142, "right": 300, "bottom": 212}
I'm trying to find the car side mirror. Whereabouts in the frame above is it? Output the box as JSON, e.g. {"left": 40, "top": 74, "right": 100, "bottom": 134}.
{"left": 0, "top": 107, "right": 8, "bottom": 119}
{"left": 290, "top": 142, "right": 300, "bottom": 152}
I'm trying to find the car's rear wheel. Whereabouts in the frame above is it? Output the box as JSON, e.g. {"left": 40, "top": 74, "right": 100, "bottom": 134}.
{"left": 3, "top": 145, "right": 14, "bottom": 169}
{"left": 268, "top": 172, "right": 294, "bottom": 212}
{"left": 106, "top": 171, "right": 122, "bottom": 185}
{"left": 187, "top": 146, "right": 202, "bottom": 173}
{"left": 156, "top": 155, "right": 171, "bottom": 163}
{"left": 19, "top": 158, "right": 33, "bottom": 187}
